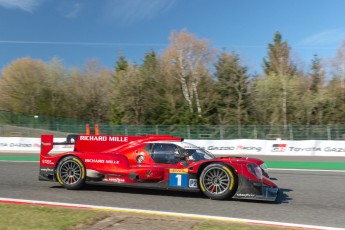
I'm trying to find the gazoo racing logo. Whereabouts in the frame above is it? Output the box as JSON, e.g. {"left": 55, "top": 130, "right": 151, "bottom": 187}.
{"left": 271, "top": 144, "right": 287, "bottom": 152}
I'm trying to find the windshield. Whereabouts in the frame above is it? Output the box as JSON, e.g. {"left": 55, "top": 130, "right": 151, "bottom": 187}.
{"left": 185, "top": 148, "right": 215, "bottom": 161}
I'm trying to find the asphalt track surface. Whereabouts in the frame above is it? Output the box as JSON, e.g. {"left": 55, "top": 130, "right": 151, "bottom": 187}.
{"left": 1, "top": 159, "right": 345, "bottom": 229}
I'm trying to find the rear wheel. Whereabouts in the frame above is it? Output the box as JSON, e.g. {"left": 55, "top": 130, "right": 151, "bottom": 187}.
{"left": 56, "top": 156, "right": 86, "bottom": 190}
{"left": 199, "top": 164, "right": 237, "bottom": 200}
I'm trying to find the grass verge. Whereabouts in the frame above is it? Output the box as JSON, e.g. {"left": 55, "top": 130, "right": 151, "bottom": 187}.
{"left": 0, "top": 203, "right": 301, "bottom": 230}
{"left": 0, "top": 204, "right": 106, "bottom": 230}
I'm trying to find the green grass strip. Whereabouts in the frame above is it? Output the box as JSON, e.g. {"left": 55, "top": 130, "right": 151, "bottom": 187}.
{"left": 0, "top": 156, "right": 39, "bottom": 161}
{"left": 266, "top": 161, "right": 345, "bottom": 170}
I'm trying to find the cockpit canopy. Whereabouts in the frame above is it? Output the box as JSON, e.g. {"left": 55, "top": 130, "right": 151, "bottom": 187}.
{"left": 144, "top": 142, "right": 215, "bottom": 164}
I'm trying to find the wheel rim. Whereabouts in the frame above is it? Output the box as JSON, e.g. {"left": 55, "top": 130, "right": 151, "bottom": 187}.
{"left": 59, "top": 160, "right": 82, "bottom": 185}
{"left": 203, "top": 167, "right": 230, "bottom": 195}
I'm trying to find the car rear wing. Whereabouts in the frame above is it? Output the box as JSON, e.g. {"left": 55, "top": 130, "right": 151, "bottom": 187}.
{"left": 41, "top": 134, "right": 78, "bottom": 156}
{"left": 41, "top": 134, "right": 182, "bottom": 156}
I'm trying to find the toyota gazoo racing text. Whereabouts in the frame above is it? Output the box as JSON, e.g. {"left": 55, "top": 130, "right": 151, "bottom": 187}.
{"left": 39, "top": 134, "right": 278, "bottom": 201}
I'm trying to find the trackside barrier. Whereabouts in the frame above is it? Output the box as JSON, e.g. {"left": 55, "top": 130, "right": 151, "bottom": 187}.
{"left": 0, "top": 137, "right": 73, "bottom": 153}
{"left": 186, "top": 139, "right": 345, "bottom": 156}
{"left": 1, "top": 137, "right": 345, "bottom": 156}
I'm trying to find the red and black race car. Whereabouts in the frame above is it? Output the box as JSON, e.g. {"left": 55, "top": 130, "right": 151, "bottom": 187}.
{"left": 39, "top": 134, "right": 278, "bottom": 201}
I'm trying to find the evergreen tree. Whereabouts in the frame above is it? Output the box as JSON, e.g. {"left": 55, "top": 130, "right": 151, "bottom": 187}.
{"left": 263, "top": 31, "right": 296, "bottom": 77}
{"left": 214, "top": 52, "right": 251, "bottom": 129}
{"left": 310, "top": 54, "right": 323, "bottom": 93}
{"left": 114, "top": 54, "right": 128, "bottom": 73}
{"left": 262, "top": 31, "right": 297, "bottom": 128}
{"left": 140, "top": 50, "right": 174, "bottom": 124}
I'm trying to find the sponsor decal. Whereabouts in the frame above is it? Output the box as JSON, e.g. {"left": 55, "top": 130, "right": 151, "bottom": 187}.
{"left": 208, "top": 146, "right": 235, "bottom": 151}
{"left": 169, "top": 168, "right": 188, "bottom": 174}
{"left": 236, "top": 145, "right": 262, "bottom": 152}
{"left": 324, "top": 147, "right": 345, "bottom": 152}
{"left": 85, "top": 159, "right": 119, "bottom": 164}
{"left": 288, "top": 147, "right": 321, "bottom": 152}
{"left": 137, "top": 155, "right": 145, "bottom": 163}
{"left": 189, "top": 179, "right": 198, "bottom": 188}
{"left": 79, "top": 136, "right": 128, "bottom": 142}
{"left": 104, "top": 176, "right": 125, "bottom": 183}
{"left": 42, "top": 159, "right": 54, "bottom": 165}
{"left": 271, "top": 144, "right": 287, "bottom": 152}
{"left": 183, "top": 146, "right": 195, "bottom": 149}
{"left": 0, "top": 142, "right": 41, "bottom": 148}
{"left": 236, "top": 193, "right": 256, "bottom": 197}
{"left": 40, "top": 167, "right": 54, "bottom": 173}
{"left": 208, "top": 145, "right": 261, "bottom": 152}
{"left": 146, "top": 170, "right": 153, "bottom": 178}
{"left": 85, "top": 159, "right": 104, "bottom": 163}
{"left": 41, "top": 142, "right": 52, "bottom": 146}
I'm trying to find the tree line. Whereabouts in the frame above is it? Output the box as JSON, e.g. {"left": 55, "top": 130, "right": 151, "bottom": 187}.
{"left": 1, "top": 29, "right": 345, "bottom": 126}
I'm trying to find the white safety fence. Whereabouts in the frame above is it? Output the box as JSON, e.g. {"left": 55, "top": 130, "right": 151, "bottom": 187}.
{"left": 1, "top": 137, "right": 345, "bottom": 156}
{"left": 0, "top": 137, "right": 73, "bottom": 153}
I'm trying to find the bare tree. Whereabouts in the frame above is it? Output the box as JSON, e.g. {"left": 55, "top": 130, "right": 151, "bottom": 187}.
{"left": 162, "top": 29, "right": 214, "bottom": 116}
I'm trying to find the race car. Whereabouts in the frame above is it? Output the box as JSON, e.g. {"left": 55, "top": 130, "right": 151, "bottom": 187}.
{"left": 39, "top": 134, "right": 278, "bottom": 201}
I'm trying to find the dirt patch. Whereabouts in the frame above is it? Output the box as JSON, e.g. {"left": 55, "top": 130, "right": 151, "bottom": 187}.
{"left": 72, "top": 213, "right": 201, "bottom": 230}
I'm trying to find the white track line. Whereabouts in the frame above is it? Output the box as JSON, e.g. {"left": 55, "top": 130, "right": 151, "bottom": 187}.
{"left": 0, "top": 198, "right": 343, "bottom": 230}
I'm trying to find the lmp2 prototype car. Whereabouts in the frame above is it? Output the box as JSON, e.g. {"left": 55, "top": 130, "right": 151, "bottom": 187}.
{"left": 39, "top": 134, "right": 278, "bottom": 201}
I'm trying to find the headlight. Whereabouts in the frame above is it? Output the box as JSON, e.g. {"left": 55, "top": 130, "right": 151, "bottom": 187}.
{"left": 247, "top": 163, "right": 263, "bottom": 180}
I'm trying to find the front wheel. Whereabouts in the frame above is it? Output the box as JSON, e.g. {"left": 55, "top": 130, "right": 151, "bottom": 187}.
{"left": 56, "top": 156, "right": 86, "bottom": 190}
{"left": 199, "top": 164, "right": 237, "bottom": 200}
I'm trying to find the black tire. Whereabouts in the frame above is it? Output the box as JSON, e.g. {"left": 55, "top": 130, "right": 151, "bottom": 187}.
{"left": 199, "top": 164, "right": 237, "bottom": 200}
{"left": 56, "top": 156, "right": 86, "bottom": 190}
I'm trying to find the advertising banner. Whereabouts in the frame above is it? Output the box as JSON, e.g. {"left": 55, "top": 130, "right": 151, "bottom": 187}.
{"left": 0, "top": 137, "right": 73, "bottom": 153}
{"left": 186, "top": 139, "right": 345, "bottom": 156}
{"left": 1, "top": 137, "right": 345, "bottom": 156}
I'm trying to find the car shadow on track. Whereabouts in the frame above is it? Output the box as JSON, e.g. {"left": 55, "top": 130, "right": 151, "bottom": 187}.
{"left": 275, "top": 188, "right": 292, "bottom": 204}
{"left": 51, "top": 184, "right": 292, "bottom": 204}
{"left": 51, "top": 184, "right": 205, "bottom": 199}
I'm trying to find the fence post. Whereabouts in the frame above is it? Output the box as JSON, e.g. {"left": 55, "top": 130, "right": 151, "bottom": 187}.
{"left": 327, "top": 125, "right": 331, "bottom": 140}
{"left": 187, "top": 125, "right": 191, "bottom": 139}
{"left": 219, "top": 125, "right": 224, "bottom": 140}
{"left": 289, "top": 125, "right": 293, "bottom": 140}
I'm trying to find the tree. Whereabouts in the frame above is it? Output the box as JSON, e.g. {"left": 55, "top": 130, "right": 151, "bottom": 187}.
{"left": 139, "top": 50, "right": 175, "bottom": 124}
{"left": 263, "top": 31, "right": 297, "bottom": 76}
{"left": 214, "top": 52, "right": 251, "bottom": 129}
{"left": 114, "top": 53, "right": 129, "bottom": 72}
{"left": 262, "top": 31, "right": 297, "bottom": 128}
{"left": 162, "top": 29, "right": 214, "bottom": 118}
{"left": 0, "top": 57, "right": 48, "bottom": 115}
{"left": 322, "top": 40, "right": 345, "bottom": 123}
{"left": 64, "top": 60, "right": 113, "bottom": 123}
{"left": 307, "top": 55, "right": 327, "bottom": 124}
{"left": 44, "top": 58, "right": 68, "bottom": 117}
{"left": 310, "top": 55, "right": 324, "bottom": 93}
